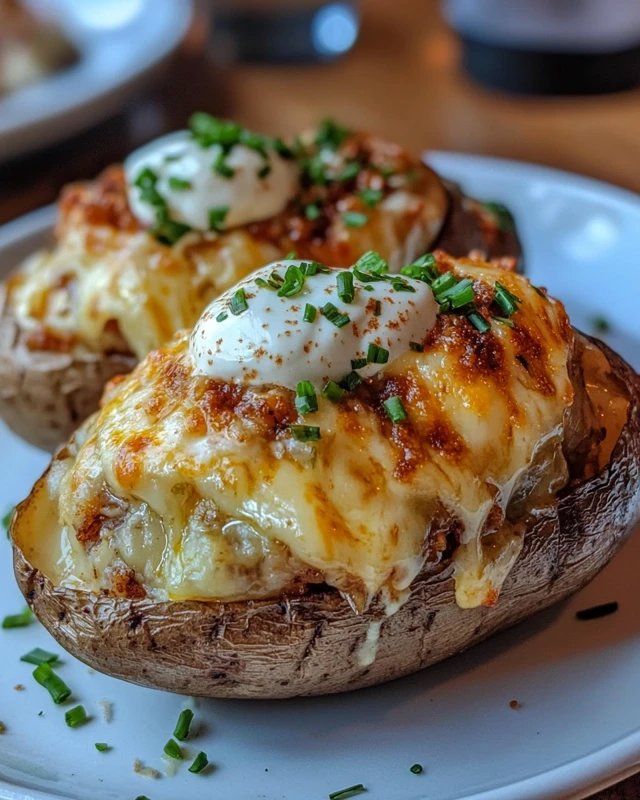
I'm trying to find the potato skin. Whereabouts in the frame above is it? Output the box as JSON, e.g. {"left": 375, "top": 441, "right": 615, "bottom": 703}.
{"left": 0, "top": 283, "right": 136, "bottom": 451}
{"left": 11, "top": 340, "right": 640, "bottom": 698}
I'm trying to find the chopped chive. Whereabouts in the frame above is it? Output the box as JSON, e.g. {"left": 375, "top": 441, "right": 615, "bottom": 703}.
{"left": 95, "top": 743, "right": 110, "bottom": 752}
{"left": 258, "top": 163, "right": 272, "bottom": 180}
{"left": 174, "top": 708, "right": 194, "bottom": 741}
{"left": 295, "top": 381, "right": 318, "bottom": 415}
{"left": 168, "top": 177, "right": 192, "bottom": 191}
{"left": 410, "top": 763, "right": 423, "bottom": 775}
{"left": 2, "top": 607, "right": 32, "bottom": 629}
{"left": 273, "top": 137, "right": 294, "bottom": 159}
{"left": 467, "top": 310, "right": 491, "bottom": 333}
{"left": 303, "top": 303, "right": 317, "bottom": 323}
{"left": 483, "top": 201, "right": 515, "bottom": 234}
{"left": 277, "top": 264, "right": 305, "bottom": 298}
{"left": 208, "top": 206, "right": 229, "bottom": 231}
{"left": 321, "top": 302, "right": 350, "bottom": 328}
{"left": 338, "top": 371, "right": 363, "bottom": 392}
{"left": 363, "top": 285, "right": 374, "bottom": 291}
{"left": 354, "top": 251, "right": 388, "bottom": 275}
{"left": 329, "top": 784, "right": 366, "bottom": 799}
{"left": 351, "top": 357, "right": 367, "bottom": 370}
{"left": 283, "top": 251, "right": 297, "bottom": 260}
{"left": 494, "top": 282, "right": 522, "bottom": 317}
{"left": 135, "top": 796, "right": 151, "bottom": 800}
{"left": 389, "top": 278, "right": 416, "bottom": 293}
{"left": 373, "top": 300, "right": 382, "bottom": 316}
{"left": 493, "top": 316, "right": 515, "bottom": 329}
{"left": 410, "top": 253, "right": 437, "bottom": 268}
{"left": 337, "top": 271, "right": 355, "bottom": 304}
{"left": 33, "top": 663, "right": 71, "bottom": 704}
{"left": 215, "top": 311, "right": 228, "bottom": 322}
{"left": 305, "top": 203, "right": 321, "bottom": 221}
{"left": 164, "top": 153, "right": 182, "bottom": 163}
{"left": 337, "top": 161, "right": 361, "bottom": 182}
{"left": 342, "top": 211, "right": 368, "bottom": 228}
{"left": 353, "top": 268, "right": 384, "bottom": 283}
{"left": 376, "top": 164, "right": 395, "bottom": 177}
{"left": 255, "top": 277, "right": 275, "bottom": 290}
{"left": 576, "top": 601, "right": 618, "bottom": 621}
{"left": 409, "top": 341, "right": 424, "bottom": 352}
{"left": 229, "top": 288, "right": 248, "bottom": 316}
{"left": 212, "top": 150, "right": 235, "bottom": 178}
{"left": 436, "top": 278, "right": 475, "bottom": 310}
{"left": 164, "top": 739, "right": 184, "bottom": 760}
{"left": 314, "top": 117, "right": 350, "bottom": 150}
{"left": 188, "top": 751, "right": 209, "bottom": 774}
{"left": 592, "top": 315, "right": 610, "bottom": 333}
{"left": 367, "top": 343, "right": 389, "bottom": 364}
{"left": 430, "top": 271, "right": 455, "bottom": 295}
{"left": 288, "top": 425, "right": 321, "bottom": 442}
{"left": 269, "top": 271, "right": 285, "bottom": 288}
{"left": 2, "top": 507, "right": 14, "bottom": 534}
{"left": 384, "top": 396, "right": 408, "bottom": 423}
{"left": 358, "top": 188, "right": 383, "bottom": 208}
{"left": 65, "top": 705, "right": 88, "bottom": 728}
{"left": 321, "top": 380, "right": 344, "bottom": 402}
{"left": 401, "top": 253, "right": 438, "bottom": 284}
{"left": 21, "top": 648, "right": 58, "bottom": 666}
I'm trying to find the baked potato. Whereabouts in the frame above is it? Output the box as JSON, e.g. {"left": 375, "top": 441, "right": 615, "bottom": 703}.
{"left": 11, "top": 251, "right": 639, "bottom": 698}
{"left": 0, "top": 116, "right": 520, "bottom": 451}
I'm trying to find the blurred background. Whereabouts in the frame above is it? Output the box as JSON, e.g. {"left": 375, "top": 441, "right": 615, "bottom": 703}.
{"left": 1, "top": 0, "right": 640, "bottom": 226}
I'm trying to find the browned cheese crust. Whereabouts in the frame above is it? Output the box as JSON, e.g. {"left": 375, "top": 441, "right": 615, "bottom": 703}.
{"left": 11, "top": 340, "right": 640, "bottom": 698}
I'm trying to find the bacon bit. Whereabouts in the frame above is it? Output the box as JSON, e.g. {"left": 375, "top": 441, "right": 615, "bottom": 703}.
{"left": 14, "top": 684, "right": 24, "bottom": 691}
{"left": 110, "top": 568, "right": 146, "bottom": 599}
{"left": 509, "top": 700, "right": 522, "bottom": 710}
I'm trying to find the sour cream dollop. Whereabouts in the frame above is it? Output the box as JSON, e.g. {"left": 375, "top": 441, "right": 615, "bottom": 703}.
{"left": 190, "top": 260, "right": 439, "bottom": 389}
{"left": 124, "top": 131, "right": 300, "bottom": 231}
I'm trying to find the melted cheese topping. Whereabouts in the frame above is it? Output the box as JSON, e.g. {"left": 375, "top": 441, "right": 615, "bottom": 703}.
{"left": 33, "top": 257, "right": 576, "bottom": 611}
{"left": 9, "top": 126, "right": 448, "bottom": 361}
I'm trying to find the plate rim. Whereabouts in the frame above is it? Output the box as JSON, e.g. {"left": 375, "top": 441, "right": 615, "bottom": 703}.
{"left": 1, "top": 153, "right": 640, "bottom": 800}
{"left": 0, "top": 0, "right": 193, "bottom": 163}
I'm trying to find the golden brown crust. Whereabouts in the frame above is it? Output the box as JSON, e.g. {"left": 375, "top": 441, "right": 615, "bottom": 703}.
{"left": 11, "top": 339, "right": 640, "bottom": 698}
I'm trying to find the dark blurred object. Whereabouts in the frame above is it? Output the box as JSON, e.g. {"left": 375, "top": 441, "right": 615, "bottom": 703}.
{"left": 445, "top": 0, "right": 640, "bottom": 95}
{"left": 211, "top": 0, "right": 360, "bottom": 63}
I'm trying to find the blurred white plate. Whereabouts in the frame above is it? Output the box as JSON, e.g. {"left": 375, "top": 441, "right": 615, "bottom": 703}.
{"left": 0, "top": 0, "right": 192, "bottom": 163}
{"left": 1, "top": 154, "right": 640, "bottom": 800}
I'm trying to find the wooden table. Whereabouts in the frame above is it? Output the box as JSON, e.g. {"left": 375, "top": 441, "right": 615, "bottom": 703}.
{"left": 1, "top": 1, "right": 639, "bottom": 795}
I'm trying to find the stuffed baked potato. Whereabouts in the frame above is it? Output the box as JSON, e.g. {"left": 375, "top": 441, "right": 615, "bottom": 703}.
{"left": 11, "top": 250, "right": 639, "bottom": 698}
{"left": 0, "top": 116, "right": 520, "bottom": 451}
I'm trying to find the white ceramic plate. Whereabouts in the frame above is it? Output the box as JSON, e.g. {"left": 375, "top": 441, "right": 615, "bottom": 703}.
{"left": 1, "top": 154, "right": 640, "bottom": 800}
{"left": 0, "top": 0, "right": 192, "bottom": 163}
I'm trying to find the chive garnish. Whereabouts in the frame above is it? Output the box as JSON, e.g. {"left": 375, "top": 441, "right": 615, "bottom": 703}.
{"left": 337, "top": 271, "right": 355, "bottom": 304}
{"left": 174, "top": 708, "right": 194, "bottom": 741}
{"left": 467, "top": 310, "right": 491, "bottom": 333}
{"left": 21, "top": 648, "right": 58, "bottom": 666}
{"left": 351, "top": 357, "right": 367, "bottom": 370}
{"left": 208, "top": 206, "right": 229, "bottom": 232}
{"left": 430, "top": 271, "right": 455, "bottom": 295}
{"left": 269, "top": 271, "right": 285, "bottom": 288}
{"left": 410, "top": 763, "right": 423, "bottom": 774}
{"left": 95, "top": 743, "right": 110, "bottom": 752}
{"left": 168, "top": 177, "right": 192, "bottom": 191}
{"left": 258, "top": 163, "right": 272, "bottom": 180}
{"left": 295, "top": 381, "right": 319, "bottom": 415}
{"left": 329, "top": 784, "right": 366, "bottom": 799}
{"left": 576, "top": 601, "right": 618, "bottom": 621}
{"left": 65, "top": 705, "right": 88, "bottom": 728}
{"left": 494, "top": 282, "right": 522, "bottom": 317}
{"left": 389, "top": 278, "right": 416, "bottom": 293}
{"left": 2, "top": 507, "right": 13, "bottom": 534}
{"left": 164, "top": 739, "right": 184, "bottom": 760}
{"left": 358, "top": 188, "right": 383, "bottom": 208}
{"left": 321, "top": 303, "right": 350, "bottom": 328}
{"left": 305, "top": 203, "right": 321, "bottom": 221}
{"left": 342, "top": 211, "right": 368, "bottom": 228}
{"left": 33, "top": 663, "right": 71, "bottom": 704}
{"left": 188, "top": 751, "right": 209, "bottom": 774}
{"left": 321, "top": 380, "right": 344, "bottom": 402}
{"left": 409, "top": 341, "right": 424, "bottom": 352}
{"left": 337, "top": 161, "right": 361, "bottom": 182}
{"left": 367, "top": 343, "right": 389, "bottom": 364}
{"left": 483, "top": 201, "right": 515, "bottom": 234}
{"left": 277, "top": 264, "right": 305, "bottom": 298}
{"left": 255, "top": 277, "right": 275, "bottom": 290}
{"left": 353, "top": 268, "right": 384, "bottom": 283}
{"left": 284, "top": 251, "right": 297, "bottom": 259}
{"left": 436, "top": 278, "right": 475, "bottom": 310}
{"left": 592, "top": 315, "right": 610, "bottom": 333}
{"left": 384, "top": 396, "right": 408, "bottom": 423}
{"left": 401, "top": 254, "right": 438, "bottom": 284}
{"left": 229, "top": 288, "right": 248, "bottom": 316}
{"left": 135, "top": 796, "right": 151, "bottom": 800}
{"left": 288, "top": 425, "right": 321, "bottom": 442}
{"left": 493, "top": 316, "right": 515, "bottom": 328}
{"left": 2, "top": 607, "right": 32, "bottom": 629}
{"left": 216, "top": 311, "right": 228, "bottom": 322}
{"left": 338, "top": 371, "right": 363, "bottom": 392}
{"left": 354, "top": 251, "right": 388, "bottom": 275}
{"left": 273, "top": 138, "right": 294, "bottom": 159}
{"left": 303, "top": 303, "right": 317, "bottom": 323}
{"left": 373, "top": 300, "right": 382, "bottom": 316}
{"left": 314, "top": 117, "right": 350, "bottom": 150}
